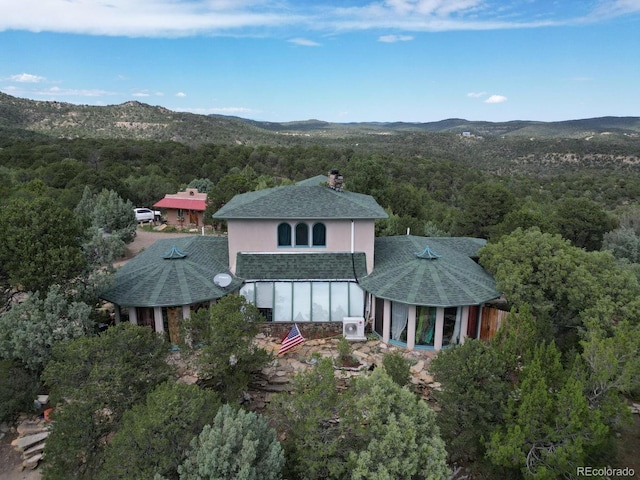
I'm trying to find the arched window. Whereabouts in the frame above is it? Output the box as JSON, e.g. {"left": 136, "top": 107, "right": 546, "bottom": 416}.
{"left": 295, "top": 223, "right": 309, "bottom": 246}
{"left": 277, "top": 223, "right": 292, "bottom": 247}
{"left": 312, "top": 222, "right": 326, "bottom": 247}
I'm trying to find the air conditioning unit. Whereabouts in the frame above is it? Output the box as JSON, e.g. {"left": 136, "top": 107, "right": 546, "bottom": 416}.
{"left": 342, "top": 317, "right": 366, "bottom": 341}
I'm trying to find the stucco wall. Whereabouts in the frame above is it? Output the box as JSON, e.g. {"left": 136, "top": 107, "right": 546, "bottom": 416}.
{"left": 227, "top": 218, "right": 376, "bottom": 273}
{"left": 164, "top": 209, "right": 204, "bottom": 227}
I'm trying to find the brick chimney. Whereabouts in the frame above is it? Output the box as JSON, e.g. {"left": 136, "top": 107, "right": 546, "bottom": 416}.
{"left": 327, "top": 169, "right": 343, "bottom": 191}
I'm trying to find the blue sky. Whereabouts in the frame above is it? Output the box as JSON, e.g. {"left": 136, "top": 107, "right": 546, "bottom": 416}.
{"left": 0, "top": 0, "right": 639, "bottom": 123}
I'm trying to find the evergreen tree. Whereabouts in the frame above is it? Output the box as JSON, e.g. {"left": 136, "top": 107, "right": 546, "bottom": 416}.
{"left": 75, "top": 186, "right": 137, "bottom": 244}
{"left": 270, "top": 360, "right": 449, "bottom": 480}
{"left": 178, "top": 404, "right": 284, "bottom": 480}
{"left": 0, "top": 284, "right": 93, "bottom": 373}
{"left": 430, "top": 339, "right": 510, "bottom": 462}
{"left": 344, "top": 369, "right": 450, "bottom": 480}
{"left": 42, "top": 324, "right": 172, "bottom": 480}
{"left": 99, "top": 382, "right": 221, "bottom": 480}
{"left": 269, "top": 357, "right": 342, "bottom": 480}
{"left": 487, "top": 343, "right": 608, "bottom": 479}
{"left": 182, "top": 295, "right": 271, "bottom": 403}
{"left": 0, "top": 196, "right": 86, "bottom": 293}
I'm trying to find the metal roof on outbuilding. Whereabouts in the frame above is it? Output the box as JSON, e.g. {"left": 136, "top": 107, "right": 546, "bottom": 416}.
{"left": 153, "top": 197, "right": 207, "bottom": 211}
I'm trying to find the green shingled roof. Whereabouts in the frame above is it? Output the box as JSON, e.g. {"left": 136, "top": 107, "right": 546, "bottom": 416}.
{"left": 100, "top": 236, "right": 240, "bottom": 307}
{"left": 358, "top": 236, "right": 500, "bottom": 307}
{"left": 295, "top": 175, "right": 327, "bottom": 186}
{"left": 236, "top": 252, "right": 367, "bottom": 280}
{"left": 212, "top": 183, "right": 387, "bottom": 220}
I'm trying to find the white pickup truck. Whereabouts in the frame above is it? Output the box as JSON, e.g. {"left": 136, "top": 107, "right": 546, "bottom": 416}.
{"left": 134, "top": 208, "right": 161, "bottom": 223}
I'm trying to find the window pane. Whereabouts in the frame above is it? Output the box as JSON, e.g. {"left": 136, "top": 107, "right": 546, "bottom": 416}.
{"left": 295, "top": 223, "right": 309, "bottom": 246}
{"left": 312, "top": 223, "right": 326, "bottom": 246}
{"left": 415, "top": 306, "right": 436, "bottom": 346}
{"left": 330, "top": 283, "right": 349, "bottom": 321}
{"left": 255, "top": 282, "right": 273, "bottom": 308}
{"left": 292, "top": 282, "right": 311, "bottom": 322}
{"left": 348, "top": 283, "right": 364, "bottom": 317}
{"left": 442, "top": 307, "right": 459, "bottom": 346}
{"left": 311, "top": 282, "right": 330, "bottom": 321}
{"left": 391, "top": 302, "right": 409, "bottom": 342}
{"left": 239, "top": 283, "right": 255, "bottom": 304}
{"left": 274, "top": 282, "right": 293, "bottom": 321}
{"left": 278, "top": 223, "right": 291, "bottom": 246}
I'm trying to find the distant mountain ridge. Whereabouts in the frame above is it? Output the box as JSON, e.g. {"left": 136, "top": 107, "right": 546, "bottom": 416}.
{"left": 222, "top": 114, "right": 640, "bottom": 138}
{"left": 1, "top": 92, "right": 639, "bottom": 145}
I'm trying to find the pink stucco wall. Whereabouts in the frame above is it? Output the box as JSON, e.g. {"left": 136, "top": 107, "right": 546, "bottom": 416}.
{"left": 164, "top": 209, "right": 204, "bottom": 227}
{"left": 227, "top": 219, "right": 376, "bottom": 273}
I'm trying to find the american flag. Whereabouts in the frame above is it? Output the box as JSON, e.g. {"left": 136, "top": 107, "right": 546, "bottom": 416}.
{"left": 278, "top": 324, "right": 305, "bottom": 355}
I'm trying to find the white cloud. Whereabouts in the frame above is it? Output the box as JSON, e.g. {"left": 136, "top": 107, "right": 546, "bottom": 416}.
{"left": 44, "top": 86, "right": 117, "bottom": 97}
{"left": 383, "top": 0, "right": 484, "bottom": 17}
{"left": 7, "top": 86, "right": 118, "bottom": 98}
{"left": 485, "top": 94, "right": 507, "bottom": 104}
{"left": 0, "top": 0, "right": 627, "bottom": 38}
{"left": 378, "top": 34, "right": 413, "bottom": 42}
{"left": 211, "top": 106, "right": 255, "bottom": 114}
{"left": 467, "top": 91, "right": 487, "bottom": 98}
{"left": 589, "top": 0, "right": 640, "bottom": 19}
{"left": 0, "top": 0, "right": 303, "bottom": 37}
{"left": 176, "top": 92, "right": 187, "bottom": 97}
{"left": 132, "top": 90, "right": 164, "bottom": 97}
{"left": 10, "top": 73, "right": 45, "bottom": 83}
{"left": 288, "top": 37, "right": 321, "bottom": 46}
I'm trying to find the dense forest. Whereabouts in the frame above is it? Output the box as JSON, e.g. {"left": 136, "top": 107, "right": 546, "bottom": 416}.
{"left": 0, "top": 133, "right": 637, "bottom": 242}
{"left": 1, "top": 95, "right": 640, "bottom": 479}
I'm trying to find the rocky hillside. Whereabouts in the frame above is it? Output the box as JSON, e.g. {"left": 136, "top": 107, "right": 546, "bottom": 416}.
{"left": 2, "top": 92, "right": 640, "bottom": 176}
{"left": 2, "top": 92, "right": 640, "bottom": 143}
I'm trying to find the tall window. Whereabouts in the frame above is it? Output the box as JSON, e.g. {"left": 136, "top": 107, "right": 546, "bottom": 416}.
{"left": 295, "top": 223, "right": 309, "bottom": 246}
{"left": 391, "top": 302, "right": 409, "bottom": 342}
{"left": 312, "top": 223, "right": 326, "bottom": 246}
{"left": 415, "top": 306, "right": 436, "bottom": 346}
{"left": 442, "top": 307, "right": 460, "bottom": 346}
{"left": 278, "top": 223, "right": 292, "bottom": 247}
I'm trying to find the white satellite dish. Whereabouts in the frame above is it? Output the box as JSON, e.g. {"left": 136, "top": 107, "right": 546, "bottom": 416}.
{"left": 213, "top": 273, "right": 232, "bottom": 288}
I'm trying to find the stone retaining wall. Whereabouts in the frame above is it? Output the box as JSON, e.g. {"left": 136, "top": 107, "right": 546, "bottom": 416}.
{"left": 257, "top": 322, "right": 345, "bottom": 339}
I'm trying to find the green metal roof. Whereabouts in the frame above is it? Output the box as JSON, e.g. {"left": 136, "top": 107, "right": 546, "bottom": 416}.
{"left": 236, "top": 252, "right": 367, "bottom": 280}
{"left": 212, "top": 183, "right": 387, "bottom": 220}
{"left": 358, "top": 236, "right": 499, "bottom": 307}
{"left": 100, "top": 236, "right": 241, "bottom": 307}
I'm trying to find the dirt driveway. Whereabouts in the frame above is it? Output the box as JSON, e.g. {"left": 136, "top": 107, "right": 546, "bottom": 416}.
{"left": 114, "top": 227, "right": 198, "bottom": 267}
